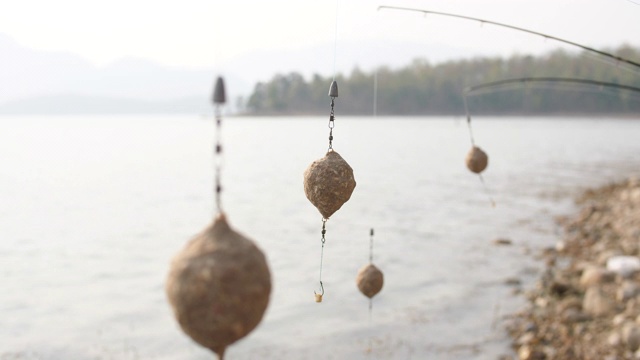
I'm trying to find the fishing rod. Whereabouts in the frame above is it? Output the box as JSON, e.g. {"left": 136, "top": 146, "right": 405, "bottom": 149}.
{"left": 462, "top": 76, "right": 640, "bottom": 129}
{"left": 461, "top": 77, "right": 640, "bottom": 145}
{"left": 460, "top": 76, "right": 640, "bottom": 203}
{"left": 377, "top": 6, "right": 640, "bottom": 72}
{"left": 464, "top": 77, "right": 640, "bottom": 97}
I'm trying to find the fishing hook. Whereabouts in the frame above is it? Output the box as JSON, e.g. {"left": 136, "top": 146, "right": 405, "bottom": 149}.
{"left": 314, "top": 281, "right": 325, "bottom": 302}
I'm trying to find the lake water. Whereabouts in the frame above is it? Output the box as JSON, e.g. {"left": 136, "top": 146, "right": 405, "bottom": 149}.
{"left": 1, "top": 115, "right": 640, "bottom": 359}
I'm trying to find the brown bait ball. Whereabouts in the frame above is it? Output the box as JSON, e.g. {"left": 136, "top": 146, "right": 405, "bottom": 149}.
{"left": 166, "top": 214, "right": 271, "bottom": 359}
{"left": 466, "top": 146, "right": 489, "bottom": 174}
{"left": 356, "top": 264, "right": 384, "bottom": 299}
{"left": 303, "top": 150, "right": 356, "bottom": 219}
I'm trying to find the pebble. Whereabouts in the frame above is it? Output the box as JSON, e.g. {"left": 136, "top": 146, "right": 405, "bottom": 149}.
{"left": 607, "top": 256, "right": 640, "bottom": 278}
{"left": 494, "top": 238, "right": 513, "bottom": 246}
{"left": 608, "top": 331, "right": 622, "bottom": 346}
{"left": 618, "top": 281, "right": 640, "bottom": 302}
{"left": 561, "top": 307, "right": 591, "bottom": 323}
{"left": 583, "top": 286, "right": 615, "bottom": 317}
{"left": 507, "top": 180, "right": 640, "bottom": 358}
{"left": 505, "top": 277, "right": 522, "bottom": 286}
{"left": 623, "top": 322, "right": 640, "bottom": 352}
{"left": 598, "top": 249, "right": 623, "bottom": 266}
{"left": 517, "top": 345, "right": 546, "bottom": 360}
{"left": 613, "top": 313, "right": 628, "bottom": 326}
{"left": 579, "top": 267, "right": 616, "bottom": 288}
{"left": 516, "top": 332, "right": 535, "bottom": 346}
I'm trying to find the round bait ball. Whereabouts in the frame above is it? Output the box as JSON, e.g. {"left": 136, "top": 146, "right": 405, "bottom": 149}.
{"left": 466, "top": 146, "right": 489, "bottom": 174}
{"left": 303, "top": 150, "right": 356, "bottom": 219}
{"left": 356, "top": 264, "right": 384, "bottom": 299}
{"left": 166, "top": 214, "right": 271, "bottom": 359}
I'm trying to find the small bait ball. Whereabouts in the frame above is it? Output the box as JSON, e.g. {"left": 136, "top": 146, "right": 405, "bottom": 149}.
{"left": 166, "top": 214, "right": 271, "bottom": 359}
{"left": 356, "top": 264, "right": 384, "bottom": 299}
{"left": 466, "top": 146, "right": 489, "bottom": 174}
{"left": 303, "top": 150, "right": 356, "bottom": 219}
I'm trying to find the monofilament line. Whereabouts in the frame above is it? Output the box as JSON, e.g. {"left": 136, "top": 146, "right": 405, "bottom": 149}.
{"left": 462, "top": 94, "right": 475, "bottom": 146}
{"left": 214, "top": 106, "right": 223, "bottom": 213}
{"left": 314, "top": 219, "right": 327, "bottom": 302}
{"left": 373, "top": 71, "right": 378, "bottom": 117}
{"left": 478, "top": 174, "right": 496, "bottom": 208}
{"left": 462, "top": 89, "right": 495, "bottom": 207}
{"left": 368, "top": 228, "right": 375, "bottom": 352}
{"left": 212, "top": 77, "right": 226, "bottom": 214}
{"left": 332, "top": 0, "right": 339, "bottom": 80}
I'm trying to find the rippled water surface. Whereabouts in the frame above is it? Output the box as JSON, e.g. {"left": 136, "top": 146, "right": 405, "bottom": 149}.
{"left": 1, "top": 116, "right": 640, "bottom": 359}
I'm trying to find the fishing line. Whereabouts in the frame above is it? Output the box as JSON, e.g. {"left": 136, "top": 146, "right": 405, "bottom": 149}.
{"left": 373, "top": 8, "right": 381, "bottom": 118}
{"left": 332, "top": 0, "right": 340, "bottom": 80}
{"left": 213, "top": 78, "right": 226, "bottom": 214}
{"left": 315, "top": 219, "right": 327, "bottom": 302}
{"left": 368, "top": 229, "right": 374, "bottom": 324}
{"left": 306, "top": 0, "right": 356, "bottom": 302}
{"left": 368, "top": 228, "right": 375, "bottom": 353}
{"left": 462, "top": 87, "right": 496, "bottom": 207}
{"left": 478, "top": 174, "right": 496, "bottom": 208}
{"left": 462, "top": 95, "right": 475, "bottom": 146}
{"left": 377, "top": 6, "right": 640, "bottom": 75}
{"left": 373, "top": 71, "right": 378, "bottom": 117}
{"left": 354, "top": 228, "right": 384, "bottom": 353}
{"left": 462, "top": 77, "right": 640, "bottom": 208}
{"left": 315, "top": 0, "right": 340, "bottom": 300}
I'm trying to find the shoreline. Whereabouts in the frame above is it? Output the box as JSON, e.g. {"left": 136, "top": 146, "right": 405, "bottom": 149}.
{"left": 506, "top": 177, "right": 640, "bottom": 360}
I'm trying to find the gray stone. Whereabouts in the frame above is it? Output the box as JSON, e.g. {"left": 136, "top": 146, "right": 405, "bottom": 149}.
{"left": 618, "top": 281, "right": 640, "bottom": 302}
{"left": 622, "top": 322, "right": 640, "bottom": 352}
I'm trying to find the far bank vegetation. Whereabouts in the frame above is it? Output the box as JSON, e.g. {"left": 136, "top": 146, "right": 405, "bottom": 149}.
{"left": 244, "top": 45, "right": 640, "bottom": 116}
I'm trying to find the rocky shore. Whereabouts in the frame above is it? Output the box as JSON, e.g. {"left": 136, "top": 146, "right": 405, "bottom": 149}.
{"left": 507, "top": 178, "right": 640, "bottom": 360}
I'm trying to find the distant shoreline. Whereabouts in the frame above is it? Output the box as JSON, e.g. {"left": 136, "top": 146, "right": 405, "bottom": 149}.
{"left": 1, "top": 112, "right": 638, "bottom": 118}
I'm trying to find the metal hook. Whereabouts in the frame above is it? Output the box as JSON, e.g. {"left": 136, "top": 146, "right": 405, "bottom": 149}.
{"left": 314, "top": 281, "right": 325, "bottom": 302}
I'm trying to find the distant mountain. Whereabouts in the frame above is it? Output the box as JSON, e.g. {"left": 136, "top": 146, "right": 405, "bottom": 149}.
{"left": 0, "top": 33, "right": 250, "bottom": 114}
{"left": 0, "top": 94, "right": 209, "bottom": 114}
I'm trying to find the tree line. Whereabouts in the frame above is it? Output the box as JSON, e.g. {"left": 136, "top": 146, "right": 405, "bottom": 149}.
{"left": 243, "top": 45, "right": 640, "bottom": 116}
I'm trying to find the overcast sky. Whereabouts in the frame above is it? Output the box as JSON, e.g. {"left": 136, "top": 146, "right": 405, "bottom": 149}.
{"left": 1, "top": 0, "right": 639, "bottom": 83}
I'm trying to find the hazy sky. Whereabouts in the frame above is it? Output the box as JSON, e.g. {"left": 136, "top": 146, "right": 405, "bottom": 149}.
{"left": 1, "top": 0, "right": 639, "bottom": 80}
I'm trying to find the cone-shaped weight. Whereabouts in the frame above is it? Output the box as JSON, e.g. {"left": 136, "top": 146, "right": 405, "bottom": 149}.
{"left": 213, "top": 77, "right": 226, "bottom": 105}
{"left": 328, "top": 80, "right": 338, "bottom": 98}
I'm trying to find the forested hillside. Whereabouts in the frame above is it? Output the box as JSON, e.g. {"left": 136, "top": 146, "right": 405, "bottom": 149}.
{"left": 244, "top": 45, "right": 640, "bottom": 116}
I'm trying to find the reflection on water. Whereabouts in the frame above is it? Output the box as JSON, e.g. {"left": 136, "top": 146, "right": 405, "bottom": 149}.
{"left": 1, "top": 115, "right": 639, "bottom": 359}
